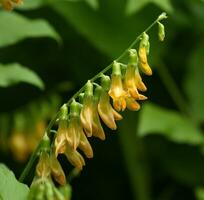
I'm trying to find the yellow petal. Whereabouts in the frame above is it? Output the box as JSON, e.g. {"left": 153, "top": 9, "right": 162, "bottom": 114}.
{"left": 111, "top": 108, "right": 123, "bottom": 121}
{"left": 79, "top": 131, "right": 93, "bottom": 158}
{"left": 92, "top": 104, "right": 106, "bottom": 140}
{"left": 98, "top": 92, "right": 117, "bottom": 130}
{"left": 65, "top": 146, "right": 85, "bottom": 170}
{"left": 66, "top": 117, "right": 81, "bottom": 150}
{"left": 139, "top": 47, "right": 152, "bottom": 76}
{"left": 113, "top": 97, "right": 126, "bottom": 112}
{"left": 126, "top": 98, "right": 140, "bottom": 111}
{"left": 80, "top": 96, "right": 93, "bottom": 137}
{"left": 135, "top": 70, "right": 147, "bottom": 92}
{"left": 36, "top": 152, "right": 51, "bottom": 178}
{"left": 50, "top": 155, "right": 66, "bottom": 185}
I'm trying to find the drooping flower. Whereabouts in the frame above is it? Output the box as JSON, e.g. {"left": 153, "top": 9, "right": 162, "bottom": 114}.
{"left": 135, "top": 67, "right": 147, "bottom": 92}
{"left": 80, "top": 81, "right": 94, "bottom": 137}
{"left": 138, "top": 32, "right": 152, "bottom": 76}
{"left": 64, "top": 145, "right": 85, "bottom": 170}
{"left": 55, "top": 104, "right": 68, "bottom": 155}
{"left": 98, "top": 75, "right": 122, "bottom": 130}
{"left": 50, "top": 154, "right": 66, "bottom": 186}
{"left": 126, "top": 97, "right": 140, "bottom": 111}
{"left": 90, "top": 86, "right": 106, "bottom": 140}
{"left": 36, "top": 151, "right": 51, "bottom": 179}
{"left": 66, "top": 100, "right": 81, "bottom": 150}
{"left": 108, "top": 61, "right": 127, "bottom": 111}
{"left": 124, "top": 49, "right": 140, "bottom": 99}
{"left": 66, "top": 100, "right": 93, "bottom": 158}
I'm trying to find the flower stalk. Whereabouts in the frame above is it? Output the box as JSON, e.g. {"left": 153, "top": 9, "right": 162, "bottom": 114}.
{"left": 19, "top": 13, "right": 168, "bottom": 200}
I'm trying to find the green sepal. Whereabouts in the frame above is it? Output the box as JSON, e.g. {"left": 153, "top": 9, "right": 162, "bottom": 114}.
{"left": 101, "top": 74, "right": 110, "bottom": 91}
{"left": 84, "top": 80, "right": 93, "bottom": 97}
{"left": 112, "top": 61, "right": 121, "bottom": 76}
{"left": 40, "top": 133, "right": 51, "bottom": 152}
{"left": 139, "top": 32, "right": 149, "bottom": 49}
{"left": 59, "top": 104, "right": 68, "bottom": 121}
{"left": 93, "top": 86, "right": 103, "bottom": 103}
{"left": 70, "top": 100, "right": 82, "bottom": 117}
{"left": 128, "top": 49, "right": 138, "bottom": 66}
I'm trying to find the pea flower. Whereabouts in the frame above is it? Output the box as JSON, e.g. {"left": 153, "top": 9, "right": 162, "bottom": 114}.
{"left": 50, "top": 154, "right": 66, "bottom": 186}
{"left": 80, "top": 81, "right": 94, "bottom": 137}
{"left": 138, "top": 32, "right": 152, "bottom": 76}
{"left": 98, "top": 75, "right": 122, "bottom": 130}
{"left": 55, "top": 104, "right": 68, "bottom": 155}
{"left": 108, "top": 61, "right": 127, "bottom": 111}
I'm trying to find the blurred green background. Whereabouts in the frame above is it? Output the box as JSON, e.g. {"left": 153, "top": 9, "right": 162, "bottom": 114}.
{"left": 1, "top": 0, "right": 204, "bottom": 200}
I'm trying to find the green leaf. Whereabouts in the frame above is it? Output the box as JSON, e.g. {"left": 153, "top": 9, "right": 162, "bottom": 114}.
{"left": 84, "top": 0, "right": 99, "bottom": 9}
{"left": 0, "top": 164, "right": 29, "bottom": 200}
{"left": 0, "top": 11, "right": 60, "bottom": 47}
{"left": 126, "top": 0, "right": 173, "bottom": 15}
{"left": 0, "top": 63, "right": 44, "bottom": 89}
{"left": 17, "top": 0, "right": 45, "bottom": 10}
{"left": 138, "top": 103, "right": 204, "bottom": 145}
{"left": 195, "top": 187, "right": 204, "bottom": 200}
{"left": 184, "top": 42, "right": 204, "bottom": 123}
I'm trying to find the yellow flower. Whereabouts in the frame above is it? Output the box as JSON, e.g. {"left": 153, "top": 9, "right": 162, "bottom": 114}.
{"left": 79, "top": 130, "right": 93, "bottom": 158}
{"left": 67, "top": 100, "right": 93, "bottom": 158}
{"left": 36, "top": 151, "right": 51, "bottom": 179}
{"left": 50, "top": 154, "right": 66, "bottom": 186}
{"left": 80, "top": 81, "right": 94, "bottom": 137}
{"left": 108, "top": 61, "right": 127, "bottom": 111}
{"left": 124, "top": 50, "right": 140, "bottom": 99}
{"left": 126, "top": 97, "right": 140, "bottom": 111}
{"left": 138, "top": 33, "right": 152, "bottom": 76}
{"left": 98, "top": 89, "right": 122, "bottom": 130}
{"left": 55, "top": 105, "right": 68, "bottom": 155}
{"left": 135, "top": 67, "right": 147, "bottom": 92}
{"left": 138, "top": 47, "right": 152, "bottom": 76}
{"left": 64, "top": 145, "right": 85, "bottom": 170}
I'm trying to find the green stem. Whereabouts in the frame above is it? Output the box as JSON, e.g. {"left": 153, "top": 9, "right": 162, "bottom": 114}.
{"left": 19, "top": 12, "right": 167, "bottom": 183}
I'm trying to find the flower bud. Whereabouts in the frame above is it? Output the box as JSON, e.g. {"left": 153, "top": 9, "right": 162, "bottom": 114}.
{"left": 158, "top": 21, "right": 165, "bottom": 42}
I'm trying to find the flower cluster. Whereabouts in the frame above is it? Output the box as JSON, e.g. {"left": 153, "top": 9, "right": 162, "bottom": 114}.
{"left": 0, "top": 0, "right": 22, "bottom": 10}
{"left": 54, "top": 32, "right": 153, "bottom": 170}
{"left": 28, "top": 134, "right": 71, "bottom": 200}
{"left": 28, "top": 16, "right": 167, "bottom": 199}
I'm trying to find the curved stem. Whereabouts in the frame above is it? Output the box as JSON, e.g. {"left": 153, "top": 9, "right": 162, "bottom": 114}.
{"left": 19, "top": 12, "right": 167, "bottom": 183}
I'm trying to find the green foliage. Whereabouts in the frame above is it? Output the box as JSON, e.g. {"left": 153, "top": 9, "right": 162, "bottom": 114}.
{"left": 0, "top": 63, "right": 44, "bottom": 89}
{"left": 138, "top": 103, "right": 204, "bottom": 145}
{"left": 184, "top": 41, "right": 204, "bottom": 123}
{"left": 0, "top": 11, "right": 60, "bottom": 47}
{"left": 0, "top": 0, "right": 204, "bottom": 200}
{"left": 126, "top": 0, "right": 173, "bottom": 15}
{"left": 0, "top": 164, "right": 29, "bottom": 200}
{"left": 84, "top": 0, "right": 99, "bottom": 9}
